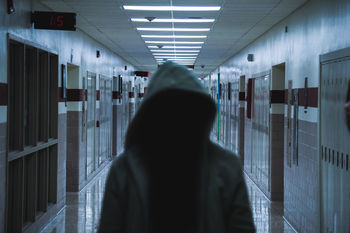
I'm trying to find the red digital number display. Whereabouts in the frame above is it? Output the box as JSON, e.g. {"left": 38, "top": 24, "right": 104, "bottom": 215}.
{"left": 50, "top": 15, "right": 64, "bottom": 27}
{"left": 33, "top": 11, "right": 76, "bottom": 31}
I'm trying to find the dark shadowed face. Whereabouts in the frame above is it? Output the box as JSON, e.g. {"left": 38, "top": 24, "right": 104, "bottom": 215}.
{"left": 143, "top": 90, "right": 213, "bottom": 147}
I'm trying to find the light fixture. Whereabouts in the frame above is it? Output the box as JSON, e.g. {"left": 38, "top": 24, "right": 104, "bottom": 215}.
{"left": 131, "top": 18, "right": 215, "bottom": 23}
{"left": 148, "top": 46, "right": 202, "bottom": 49}
{"left": 123, "top": 6, "right": 221, "bottom": 11}
{"left": 155, "top": 56, "right": 197, "bottom": 59}
{"left": 150, "top": 50, "right": 200, "bottom": 52}
{"left": 153, "top": 53, "right": 198, "bottom": 56}
{"left": 146, "top": 41, "right": 204, "bottom": 44}
{"left": 138, "top": 27, "right": 210, "bottom": 32}
{"left": 156, "top": 58, "right": 196, "bottom": 60}
{"left": 142, "top": 35, "right": 207, "bottom": 39}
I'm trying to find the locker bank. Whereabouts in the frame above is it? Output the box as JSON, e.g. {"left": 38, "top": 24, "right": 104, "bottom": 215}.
{"left": 0, "top": 0, "right": 350, "bottom": 232}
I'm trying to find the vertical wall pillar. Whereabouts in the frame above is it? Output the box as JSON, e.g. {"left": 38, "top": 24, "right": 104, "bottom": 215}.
{"left": 270, "top": 64, "right": 286, "bottom": 201}
{"left": 66, "top": 64, "right": 83, "bottom": 192}
{"left": 0, "top": 83, "right": 8, "bottom": 233}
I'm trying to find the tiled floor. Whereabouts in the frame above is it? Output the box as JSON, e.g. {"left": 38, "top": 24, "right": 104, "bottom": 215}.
{"left": 41, "top": 162, "right": 295, "bottom": 233}
{"left": 244, "top": 174, "right": 296, "bottom": 233}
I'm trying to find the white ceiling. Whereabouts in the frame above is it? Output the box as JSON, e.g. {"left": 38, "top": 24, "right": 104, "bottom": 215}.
{"left": 40, "top": 0, "right": 309, "bottom": 78}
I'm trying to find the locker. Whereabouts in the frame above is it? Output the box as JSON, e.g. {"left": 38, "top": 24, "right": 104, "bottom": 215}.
{"left": 320, "top": 49, "right": 350, "bottom": 233}
{"left": 251, "top": 73, "right": 271, "bottom": 192}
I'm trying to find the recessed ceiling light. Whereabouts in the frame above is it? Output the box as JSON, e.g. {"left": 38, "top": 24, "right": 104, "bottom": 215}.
{"left": 150, "top": 50, "right": 200, "bottom": 52}
{"left": 138, "top": 27, "right": 210, "bottom": 32}
{"left": 123, "top": 6, "right": 221, "bottom": 11}
{"left": 146, "top": 41, "right": 204, "bottom": 44}
{"left": 131, "top": 18, "right": 215, "bottom": 23}
{"left": 148, "top": 46, "right": 202, "bottom": 49}
{"left": 142, "top": 35, "right": 207, "bottom": 39}
{"left": 153, "top": 53, "right": 198, "bottom": 56}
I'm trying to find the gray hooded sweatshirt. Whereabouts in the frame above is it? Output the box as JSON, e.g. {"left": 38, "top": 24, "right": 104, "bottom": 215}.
{"left": 98, "top": 61, "right": 255, "bottom": 233}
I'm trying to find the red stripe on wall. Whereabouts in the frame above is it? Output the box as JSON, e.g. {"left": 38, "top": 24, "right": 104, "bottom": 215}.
{"left": 283, "top": 87, "right": 318, "bottom": 107}
{"left": 239, "top": 92, "right": 245, "bottom": 101}
{"left": 112, "top": 91, "right": 122, "bottom": 99}
{"left": 0, "top": 83, "right": 8, "bottom": 106}
{"left": 66, "top": 89, "right": 85, "bottom": 101}
{"left": 96, "top": 90, "right": 100, "bottom": 101}
{"left": 58, "top": 87, "right": 66, "bottom": 102}
{"left": 270, "top": 90, "right": 285, "bottom": 104}
{"left": 298, "top": 87, "right": 318, "bottom": 108}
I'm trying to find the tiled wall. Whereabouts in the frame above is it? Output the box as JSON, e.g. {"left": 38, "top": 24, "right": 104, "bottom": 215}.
{"left": 270, "top": 114, "right": 284, "bottom": 201}
{"left": 66, "top": 111, "right": 83, "bottom": 192}
{"left": 57, "top": 113, "right": 67, "bottom": 206}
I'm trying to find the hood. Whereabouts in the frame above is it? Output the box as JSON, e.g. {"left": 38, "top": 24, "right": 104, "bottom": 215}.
{"left": 125, "top": 61, "right": 216, "bottom": 150}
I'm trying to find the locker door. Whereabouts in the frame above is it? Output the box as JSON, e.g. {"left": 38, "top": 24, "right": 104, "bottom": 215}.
{"left": 86, "top": 72, "right": 96, "bottom": 177}
{"left": 251, "top": 74, "right": 271, "bottom": 191}
{"left": 320, "top": 53, "right": 350, "bottom": 233}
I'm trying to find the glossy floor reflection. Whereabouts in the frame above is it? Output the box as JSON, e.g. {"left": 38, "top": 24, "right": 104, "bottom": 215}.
{"left": 245, "top": 173, "right": 295, "bottom": 233}
{"left": 41, "top": 161, "right": 295, "bottom": 233}
{"left": 41, "top": 163, "right": 111, "bottom": 233}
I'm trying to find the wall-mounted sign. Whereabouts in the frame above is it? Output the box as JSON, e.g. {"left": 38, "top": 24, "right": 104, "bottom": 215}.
{"left": 32, "top": 11, "right": 76, "bottom": 31}
{"left": 134, "top": 71, "right": 149, "bottom": 77}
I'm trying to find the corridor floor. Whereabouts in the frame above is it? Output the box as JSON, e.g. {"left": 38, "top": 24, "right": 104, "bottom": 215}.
{"left": 41, "top": 161, "right": 295, "bottom": 233}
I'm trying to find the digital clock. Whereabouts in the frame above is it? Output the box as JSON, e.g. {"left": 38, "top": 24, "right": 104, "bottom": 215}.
{"left": 32, "top": 11, "right": 76, "bottom": 31}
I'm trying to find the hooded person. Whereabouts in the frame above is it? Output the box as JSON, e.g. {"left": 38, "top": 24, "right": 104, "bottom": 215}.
{"left": 98, "top": 61, "right": 255, "bottom": 233}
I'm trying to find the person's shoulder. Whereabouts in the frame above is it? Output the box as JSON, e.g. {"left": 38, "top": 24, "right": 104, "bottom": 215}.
{"left": 208, "top": 141, "right": 242, "bottom": 171}
{"left": 108, "top": 151, "right": 130, "bottom": 175}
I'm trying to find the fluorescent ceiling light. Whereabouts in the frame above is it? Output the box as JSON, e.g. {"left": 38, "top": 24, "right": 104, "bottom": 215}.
{"left": 142, "top": 35, "right": 207, "bottom": 39}
{"left": 155, "top": 56, "right": 197, "bottom": 59}
{"left": 148, "top": 46, "right": 202, "bottom": 49}
{"left": 155, "top": 59, "right": 196, "bottom": 62}
{"left": 123, "top": 6, "right": 221, "bottom": 11}
{"left": 131, "top": 18, "right": 215, "bottom": 23}
{"left": 138, "top": 27, "right": 210, "bottom": 32}
{"left": 146, "top": 41, "right": 204, "bottom": 44}
{"left": 153, "top": 53, "right": 198, "bottom": 56}
{"left": 151, "top": 50, "right": 200, "bottom": 52}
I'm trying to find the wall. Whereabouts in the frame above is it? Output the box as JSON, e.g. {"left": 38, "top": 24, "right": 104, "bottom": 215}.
{"left": 0, "top": 0, "right": 134, "bottom": 232}
{"left": 208, "top": 0, "right": 350, "bottom": 232}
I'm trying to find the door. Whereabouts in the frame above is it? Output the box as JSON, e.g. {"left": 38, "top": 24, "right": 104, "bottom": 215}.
{"left": 86, "top": 72, "right": 96, "bottom": 177}
{"left": 320, "top": 50, "right": 350, "bottom": 233}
